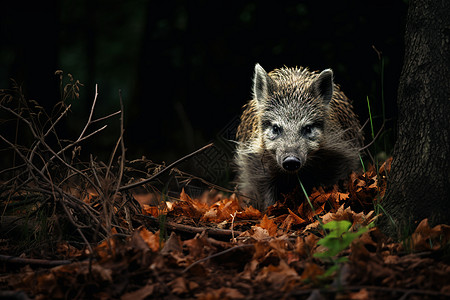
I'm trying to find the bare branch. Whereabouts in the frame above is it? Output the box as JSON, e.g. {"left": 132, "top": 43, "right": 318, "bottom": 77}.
{"left": 114, "top": 89, "right": 126, "bottom": 195}
{"left": 118, "top": 143, "right": 214, "bottom": 192}
{"left": 78, "top": 84, "right": 99, "bottom": 140}
{"left": 91, "top": 110, "right": 121, "bottom": 124}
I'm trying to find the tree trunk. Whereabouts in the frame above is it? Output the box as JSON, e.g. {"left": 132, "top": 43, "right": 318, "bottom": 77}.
{"left": 379, "top": 0, "right": 450, "bottom": 238}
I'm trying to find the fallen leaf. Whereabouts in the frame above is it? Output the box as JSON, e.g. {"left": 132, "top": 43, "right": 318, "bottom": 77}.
{"left": 202, "top": 196, "right": 241, "bottom": 222}
{"left": 300, "top": 262, "right": 324, "bottom": 282}
{"left": 257, "top": 215, "right": 278, "bottom": 236}
{"left": 294, "top": 233, "right": 319, "bottom": 258}
{"left": 142, "top": 204, "right": 159, "bottom": 217}
{"left": 255, "top": 260, "right": 300, "bottom": 291}
{"left": 237, "top": 205, "right": 263, "bottom": 220}
{"left": 121, "top": 285, "right": 155, "bottom": 300}
{"left": 348, "top": 288, "right": 369, "bottom": 300}
{"left": 239, "top": 226, "right": 271, "bottom": 240}
{"left": 411, "top": 218, "right": 450, "bottom": 251}
{"left": 168, "top": 277, "right": 189, "bottom": 295}
{"left": 138, "top": 227, "right": 160, "bottom": 252}
{"left": 196, "top": 287, "right": 245, "bottom": 300}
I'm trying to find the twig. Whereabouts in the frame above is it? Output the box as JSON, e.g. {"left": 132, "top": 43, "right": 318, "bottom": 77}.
{"left": 60, "top": 194, "right": 96, "bottom": 253}
{"left": 0, "top": 254, "right": 72, "bottom": 267}
{"left": 141, "top": 215, "right": 242, "bottom": 238}
{"left": 359, "top": 121, "right": 386, "bottom": 151}
{"left": 40, "top": 125, "right": 108, "bottom": 175}
{"left": 78, "top": 84, "right": 98, "bottom": 140}
{"left": 0, "top": 135, "right": 46, "bottom": 184}
{"left": 1, "top": 84, "right": 123, "bottom": 253}
{"left": 172, "top": 168, "right": 239, "bottom": 195}
{"left": 0, "top": 163, "right": 26, "bottom": 177}
{"left": 43, "top": 104, "right": 72, "bottom": 139}
{"left": 2, "top": 101, "right": 103, "bottom": 197}
{"left": 28, "top": 104, "right": 71, "bottom": 168}
{"left": 91, "top": 110, "right": 121, "bottom": 124}
{"left": 230, "top": 212, "right": 237, "bottom": 242}
{"left": 111, "top": 89, "right": 126, "bottom": 195}
{"left": 119, "top": 143, "right": 214, "bottom": 191}
{"left": 0, "top": 104, "right": 39, "bottom": 138}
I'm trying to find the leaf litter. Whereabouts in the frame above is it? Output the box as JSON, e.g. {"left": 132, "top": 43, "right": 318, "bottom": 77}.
{"left": 3, "top": 158, "right": 450, "bottom": 299}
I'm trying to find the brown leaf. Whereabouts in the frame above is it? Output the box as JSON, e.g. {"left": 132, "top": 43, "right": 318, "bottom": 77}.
{"left": 183, "top": 233, "right": 214, "bottom": 261}
{"left": 280, "top": 209, "right": 306, "bottom": 231}
{"left": 172, "top": 189, "right": 209, "bottom": 219}
{"left": 202, "top": 195, "right": 242, "bottom": 222}
{"left": 257, "top": 215, "right": 278, "bottom": 236}
{"left": 348, "top": 288, "right": 369, "bottom": 300}
{"left": 379, "top": 157, "right": 393, "bottom": 175}
{"left": 294, "top": 233, "right": 319, "bottom": 258}
{"left": 239, "top": 225, "right": 271, "bottom": 240}
{"left": 288, "top": 208, "right": 306, "bottom": 224}
{"left": 142, "top": 204, "right": 159, "bottom": 217}
{"left": 161, "top": 232, "right": 183, "bottom": 254}
{"left": 321, "top": 204, "right": 376, "bottom": 227}
{"left": 95, "top": 237, "right": 117, "bottom": 259}
{"left": 299, "top": 262, "right": 324, "bottom": 282}
{"left": 196, "top": 287, "right": 245, "bottom": 300}
{"left": 310, "top": 186, "right": 349, "bottom": 208}
{"left": 168, "top": 277, "right": 189, "bottom": 295}
{"left": 138, "top": 227, "right": 160, "bottom": 252}
{"left": 411, "top": 218, "right": 450, "bottom": 251}
{"left": 121, "top": 285, "right": 155, "bottom": 300}
{"left": 255, "top": 260, "right": 300, "bottom": 291}
{"left": 237, "top": 205, "right": 263, "bottom": 220}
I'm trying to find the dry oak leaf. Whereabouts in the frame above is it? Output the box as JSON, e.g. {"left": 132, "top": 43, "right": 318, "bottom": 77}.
{"left": 321, "top": 204, "right": 376, "bottom": 227}
{"left": 95, "top": 232, "right": 119, "bottom": 259}
{"left": 121, "top": 284, "right": 155, "bottom": 300}
{"left": 299, "top": 262, "right": 324, "bottom": 282}
{"left": 171, "top": 189, "right": 210, "bottom": 219}
{"left": 411, "top": 218, "right": 450, "bottom": 251}
{"left": 161, "top": 231, "right": 183, "bottom": 254}
{"left": 257, "top": 215, "right": 278, "bottom": 236}
{"left": 294, "top": 233, "right": 320, "bottom": 258}
{"left": 183, "top": 233, "right": 215, "bottom": 261}
{"left": 348, "top": 288, "right": 370, "bottom": 300}
{"left": 167, "top": 277, "right": 190, "bottom": 295}
{"left": 196, "top": 287, "right": 245, "bottom": 300}
{"left": 137, "top": 227, "right": 160, "bottom": 252}
{"left": 239, "top": 225, "right": 271, "bottom": 241}
{"left": 255, "top": 260, "right": 301, "bottom": 292}
{"left": 142, "top": 204, "right": 159, "bottom": 217}
{"left": 297, "top": 201, "right": 326, "bottom": 222}
{"left": 202, "top": 195, "right": 241, "bottom": 222}
{"left": 379, "top": 157, "right": 393, "bottom": 175}
{"left": 280, "top": 209, "right": 307, "bottom": 231}
{"left": 310, "top": 186, "right": 350, "bottom": 210}
{"left": 237, "top": 205, "right": 263, "bottom": 220}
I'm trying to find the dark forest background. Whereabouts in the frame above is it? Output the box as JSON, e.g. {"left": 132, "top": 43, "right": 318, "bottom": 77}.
{"left": 1, "top": 0, "right": 407, "bottom": 182}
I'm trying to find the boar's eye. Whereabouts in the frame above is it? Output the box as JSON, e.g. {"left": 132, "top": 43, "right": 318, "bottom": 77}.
{"left": 272, "top": 124, "right": 282, "bottom": 136}
{"left": 302, "top": 125, "right": 313, "bottom": 136}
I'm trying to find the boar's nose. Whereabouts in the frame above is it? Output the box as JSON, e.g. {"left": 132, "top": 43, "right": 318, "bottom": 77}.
{"left": 282, "top": 156, "right": 301, "bottom": 171}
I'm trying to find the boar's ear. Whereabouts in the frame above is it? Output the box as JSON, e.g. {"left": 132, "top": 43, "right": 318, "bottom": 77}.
{"left": 253, "top": 63, "right": 275, "bottom": 104}
{"left": 312, "top": 69, "right": 334, "bottom": 105}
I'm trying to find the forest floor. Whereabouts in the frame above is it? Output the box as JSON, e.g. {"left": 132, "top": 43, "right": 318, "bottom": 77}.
{"left": 1, "top": 80, "right": 449, "bottom": 300}
{"left": 1, "top": 157, "right": 450, "bottom": 300}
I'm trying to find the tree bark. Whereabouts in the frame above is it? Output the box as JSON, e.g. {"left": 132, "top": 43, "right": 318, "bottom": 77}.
{"left": 380, "top": 0, "right": 450, "bottom": 238}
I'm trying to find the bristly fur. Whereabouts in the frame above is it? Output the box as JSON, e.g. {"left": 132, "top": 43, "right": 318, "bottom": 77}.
{"left": 235, "top": 64, "right": 363, "bottom": 210}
